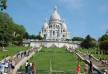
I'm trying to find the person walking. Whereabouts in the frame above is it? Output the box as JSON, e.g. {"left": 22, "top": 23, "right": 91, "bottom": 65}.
{"left": 84, "top": 64, "right": 88, "bottom": 74}
{"left": 32, "top": 62, "right": 36, "bottom": 74}
{"left": 28, "top": 63, "right": 32, "bottom": 74}
{"left": 77, "top": 64, "right": 80, "bottom": 74}
{"left": 25, "top": 60, "right": 29, "bottom": 73}
{"left": 88, "top": 61, "right": 93, "bottom": 74}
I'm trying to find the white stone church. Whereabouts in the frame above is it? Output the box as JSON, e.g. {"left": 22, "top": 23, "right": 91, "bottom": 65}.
{"left": 23, "top": 7, "right": 79, "bottom": 48}
{"left": 40, "top": 7, "right": 70, "bottom": 41}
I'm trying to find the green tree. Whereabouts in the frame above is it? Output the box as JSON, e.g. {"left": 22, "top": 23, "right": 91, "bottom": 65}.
{"left": 0, "top": 12, "right": 13, "bottom": 46}
{"left": 12, "top": 24, "right": 26, "bottom": 45}
{"left": 36, "top": 35, "right": 44, "bottom": 40}
{"left": 99, "top": 40, "right": 108, "bottom": 54}
{"left": 28, "top": 35, "right": 37, "bottom": 39}
{"left": 81, "top": 35, "right": 97, "bottom": 49}
{"left": 0, "top": 12, "right": 26, "bottom": 46}
{"left": 98, "top": 33, "right": 108, "bottom": 54}
{"left": 26, "top": 34, "right": 44, "bottom": 40}
{"left": 98, "top": 34, "right": 108, "bottom": 42}
{"left": 24, "top": 32, "right": 29, "bottom": 39}
{"left": 72, "top": 37, "right": 84, "bottom": 41}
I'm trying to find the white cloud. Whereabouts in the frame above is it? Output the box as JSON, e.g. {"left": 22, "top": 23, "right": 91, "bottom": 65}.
{"left": 59, "top": 0, "right": 84, "bottom": 10}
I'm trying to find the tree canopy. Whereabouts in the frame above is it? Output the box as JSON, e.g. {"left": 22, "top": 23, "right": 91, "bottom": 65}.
{"left": 0, "top": 12, "right": 26, "bottom": 46}
{"left": 72, "top": 37, "right": 84, "bottom": 41}
{"left": 98, "top": 34, "right": 108, "bottom": 42}
{"left": 98, "top": 33, "right": 108, "bottom": 54}
{"left": 26, "top": 34, "right": 43, "bottom": 40}
{"left": 81, "top": 35, "right": 97, "bottom": 49}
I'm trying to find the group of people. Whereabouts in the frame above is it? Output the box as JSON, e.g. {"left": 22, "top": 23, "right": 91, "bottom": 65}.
{"left": 16, "top": 49, "right": 32, "bottom": 59}
{"left": 15, "top": 48, "right": 37, "bottom": 65}
{"left": 0, "top": 48, "right": 37, "bottom": 74}
{"left": 100, "top": 59, "right": 108, "bottom": 66}
{"left": 66, "top": 46, "right": 76, "bottom": 52}
{"left": 25, "top": 60, "right": 36, "bottom": 74}
{"left": 0, "top": 59, "right": 15, "bottom": 74}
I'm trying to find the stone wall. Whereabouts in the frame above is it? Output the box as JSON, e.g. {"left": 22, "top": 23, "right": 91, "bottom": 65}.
{"left": 24, "top": 40, "right": 80, "bottom": 49}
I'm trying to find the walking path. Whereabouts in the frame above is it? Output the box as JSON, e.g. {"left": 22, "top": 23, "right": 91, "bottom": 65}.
{"left": 2, "top": 46, "right": 107, "bottom": 74}
{"left": 12, "top": 47, "right": 42, "bottom": 74}
{"left": 74, "top": 50, "right": 108, "bottom": 74}
{"left": 0, "top": 47, "right": 42, "bottom": 74}
{"left": 66, "top": 47, "right": 108, "bottom": 74}
{"left": 12, "top": 49, "right": 34, "bottom": 74}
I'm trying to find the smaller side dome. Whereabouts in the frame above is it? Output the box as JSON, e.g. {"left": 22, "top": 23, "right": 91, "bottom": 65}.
{"left": 62, "top": 22, "right": 67, "bottom": 30}
{"left": 43, "top": 22, "right": 48, "bottom": 29}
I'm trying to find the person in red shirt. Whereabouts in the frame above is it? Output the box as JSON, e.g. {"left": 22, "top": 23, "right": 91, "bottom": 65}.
{"left": 77, "top": 64, "right": 80, "bottom": 74}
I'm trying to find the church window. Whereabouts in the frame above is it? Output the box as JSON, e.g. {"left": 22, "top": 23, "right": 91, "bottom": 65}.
{"left": 63, "top": 29, "right": 65, "bottom": 32}
{"left": 57, "top": 31, "right": 59, "bottom": 37}
{"left": 44, "top": 34, "right": 47, "bottom": 38}
{"left": 56, "top": 25, "right": 57, "bottom": 28}
{"left": 53, "top": 31, "right": 55, "bottom": 35}
{"left": 53, "top": 25, "right": 55, "bottom": 28}
{"left": 49, "top": 25, "right": 52, "bottom": 28}
{"left": 56, "top": 25, "right": 59, "bottom": 28}
{"left": 50, "top": 31, "right": 52, "bottom": 37}
{"left": 63, "top": 35, "right": 65, "bottom": 37}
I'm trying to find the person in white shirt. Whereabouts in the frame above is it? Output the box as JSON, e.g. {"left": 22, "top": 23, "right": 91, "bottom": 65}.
{"left": 25, "top": 60, "right": 29, "bottom": 73}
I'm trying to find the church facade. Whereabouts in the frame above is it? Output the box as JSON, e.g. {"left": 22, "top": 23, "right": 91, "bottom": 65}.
{"left": 40, "top": 7, "right": 70, "bottom": 41}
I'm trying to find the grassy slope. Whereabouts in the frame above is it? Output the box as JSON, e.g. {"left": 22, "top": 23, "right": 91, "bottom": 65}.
{"left": 0, "top": 46, "right": 30, "bottom": 60}
{"left": 30, "top": 47, "right": 84, "bottom": 73}
{"left": 78, "top": 48, "right": 108, "bottom": 60}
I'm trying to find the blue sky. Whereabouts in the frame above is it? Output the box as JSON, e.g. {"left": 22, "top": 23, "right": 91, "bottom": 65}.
{"left": 7, "top": 0, "right": 108, "bottom": 39}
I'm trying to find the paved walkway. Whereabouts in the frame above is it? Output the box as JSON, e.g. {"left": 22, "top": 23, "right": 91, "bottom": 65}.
{"left": 65, "top": 47, "right": 108, "bottom": 73}
{"left": 13, "top": 47, "right": 42, "bottom": 74}
{"left": 0, "top": 47, "right": 41, "bottom": 74}
{"left": 74, "top": 50, "right": 108, "bottom": 74}
{"left": 12, "top": 50, "right": 35, "bottom": 74}
{"left": 3, "top": 47, "right": 107, "bottom": 74}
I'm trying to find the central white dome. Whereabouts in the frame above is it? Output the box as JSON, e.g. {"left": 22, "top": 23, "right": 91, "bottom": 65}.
{"left": 50, "top": 7, "right": 61, "bottom": 20}
{"left": 40, "top": 6, "right": 70, "bottom": 41}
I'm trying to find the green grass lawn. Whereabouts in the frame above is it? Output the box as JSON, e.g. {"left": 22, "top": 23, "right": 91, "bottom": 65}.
{"left": 28, "top": 47, "right": 84, "bottom": 73}
{"left": 0, "top": 46, "right": 30, "bottom": 60}
{"left": 78, "top": 48, "right": 108, "bottom": 60}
